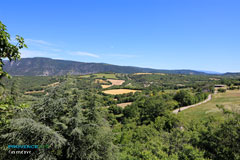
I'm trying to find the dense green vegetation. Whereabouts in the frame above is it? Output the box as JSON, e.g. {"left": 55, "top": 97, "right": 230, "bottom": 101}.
{"left": 0, "top": 73, "right": 239, "bottom": 160}
{"left": 0, "top": 21, "right": 27, "bottom": 79}
{"left": 1, "top": 78, "right": 117, "bottom": 159}
{"left": 1, "top": 22, "right": 240, "bottom": 160}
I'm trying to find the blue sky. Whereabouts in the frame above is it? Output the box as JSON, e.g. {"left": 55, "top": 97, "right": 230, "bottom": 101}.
{"left": 1, "top": 0, "right": 239, "bottom": 72}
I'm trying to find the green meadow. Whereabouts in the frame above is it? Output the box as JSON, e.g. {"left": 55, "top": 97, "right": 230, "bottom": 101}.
{"left": 80, "top": 73, "right": 117, "bottom": 79}
{"left": 178, "top": 90, "right": 240, "bottom": 124}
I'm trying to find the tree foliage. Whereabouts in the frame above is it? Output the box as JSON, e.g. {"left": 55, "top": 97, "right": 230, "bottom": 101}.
{"left": 0, "top": 21, "right": 27, "bottom": 79}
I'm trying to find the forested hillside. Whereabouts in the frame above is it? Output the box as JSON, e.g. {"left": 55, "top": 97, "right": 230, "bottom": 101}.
{"left": 3, "top": 57, "right": 207, "bottom": 76}
{"left": 1, "top": 73, "right": 240, "bottom": 160}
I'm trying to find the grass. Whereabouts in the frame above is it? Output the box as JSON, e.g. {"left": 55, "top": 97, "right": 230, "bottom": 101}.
{"left": 177, "top": 90, "right": 240, "bottom": 124}
{"left": 103, "top": 89, "right": 140, "bottom": 95}
{"left": 80, "top": 73, "right": 117, "bottom": 79}
{"left": 95, "top": 79, "right": 108, "bottom": 84}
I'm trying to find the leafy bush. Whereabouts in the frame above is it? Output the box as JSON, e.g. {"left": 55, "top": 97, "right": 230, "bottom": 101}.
{"left": 218, "top": 88, "right": 226, "bottom": 93}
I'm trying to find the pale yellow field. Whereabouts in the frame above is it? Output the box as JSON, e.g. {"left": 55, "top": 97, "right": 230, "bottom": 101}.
{"left": 133, "top": 73, "right": 153, "bottom": 75}
{"left": 209, "top": 78, "right": 220, "bottom": 81}
{"left": 155, "top": 73, "right": 166, "bottom": 75}
{"left": 101, "top": 79, "right": 125, "bottom": 89}
{"left": 108, "top": 79, "right": 125, "bottom": 85}
{"left": 47, "top": 82, "right": 60, "bottom": 87}
{"left": 101, "top": 85, "right": 112, "bottom": 89}
{"left": 117, "top": 102, "right": 132, "bottom": 108}
{"left": 133, "top": 73, "right": 165, "bottom": 75}
{"left": 103, "top": 89, "right": 140, "bottom": 95}
{"left": 25, "top": 90, "right": 45, "bottom": 94}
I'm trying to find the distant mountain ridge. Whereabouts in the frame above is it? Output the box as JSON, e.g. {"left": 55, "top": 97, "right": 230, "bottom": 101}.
{"left": 197, "top": 70, "right": 223, "bottom": 75}
{"left": 223, "top": 72, "right": 240, "bottom": 76}
{"left": 3, "top": 57, "right": 217, "bottom": 76}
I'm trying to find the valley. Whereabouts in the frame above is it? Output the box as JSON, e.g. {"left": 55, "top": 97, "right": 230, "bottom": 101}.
{"left": 1, "top": 71, "right": 240, "bottom": 160}
{"left": 1, "top": 2, "right": 240, "bottom": 159}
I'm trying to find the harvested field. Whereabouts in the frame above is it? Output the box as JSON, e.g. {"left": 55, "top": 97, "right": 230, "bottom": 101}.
{"left": 117, "top": 102, "right": 132, "bottom": 108}
{"left": 209, "top": 78, "right": 220, "bottom": 81}
{"left": 47, "top": 82, "right": 60, "bottom": 87}
{"left": 108, "top": 79, "right": 125, "bottom": 85}
{"left": 155, "top": 73, "right": 166, "bottom": 75}
{"left": 101, "top": 85, "right": 112, "bottom": 89}
{"left": 133, "top": 73, "right": 165, "bottom": 75}
{"left": 25, "top": 90, "right": 45, "bottom": 94}
{"left": 133, "top": 73, "right": 153, "bottom": 75}
{"left": 103, "top": 89, "right": 140, "bottom": 95}
{"left": 101, "top": 79, "right": 125, "bottom": 89}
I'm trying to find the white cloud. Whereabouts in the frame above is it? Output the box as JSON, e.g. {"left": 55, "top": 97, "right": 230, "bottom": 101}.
{"left": 26, "top": 39, "right": 52, "bottom": 46}
{"left": 71, "top": 51, "right": 100, "bottom": 58}
{"left": 24, "top": 38, "right": 62, "bottom": 53}
{"left": 20, "top": 49, "right": 57, "bottom": 58}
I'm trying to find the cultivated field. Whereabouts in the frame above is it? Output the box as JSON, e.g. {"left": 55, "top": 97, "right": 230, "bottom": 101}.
{"left": 101, "top": 85, "right": 112, "bottom": 89}
{"left": 108, "top": 79, "right": 125, "bottom": 85}
{"left": 80, "top": 73, "right": 117, "bottom": 79}
{"left": 47, "top": 82, "right": 60, "bottom": 87}
{"left": 117, "top": 102, "right": 132, "bottom": 108}
{"left": 155, "top": 73, "right": 166, "bottom": 75}
{"left": 133, "top": 73, "right": 165, "bottom": 75}
{"left": 25, "top": 90, "right": 45, "bottom": 94}
{"left": 178, "top": 90, "right": 240, "bottom": 124}
{"left": 101, "top": 79, "right": 125, "bottom": 89}
{"left": 103, "top": 89, "right": 139, "bottom": 95}
{"left": 133, "top": 73, "right": 153, "bottom": 75}
{"left": 209, "top": 78, "right": 220, "bottom": 81}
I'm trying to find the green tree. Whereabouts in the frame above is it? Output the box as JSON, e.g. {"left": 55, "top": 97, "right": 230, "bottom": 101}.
{"left": 1, "top": 83, "right": 118, "bottom": 160}
{"left": 0, "top": 21, "right": 27, "bottom": 79}
{"left": 0, "top": 22, "right": 27, "bottom": 145}
{"left": 174, "top": 90, "right": 195, "bottom": 107}
{"left": 10, "top": 80, "right": 20, "bottom": 104}
{"left": 217, "top": 88, "right": 226, "bottom": 93}
{"left": 196, "top": 110, "right": 240, "bottom": 160}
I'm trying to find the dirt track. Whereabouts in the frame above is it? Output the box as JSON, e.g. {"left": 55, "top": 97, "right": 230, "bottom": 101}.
{"left": 173, "top": 94, "right": 212, "bottom": 114}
